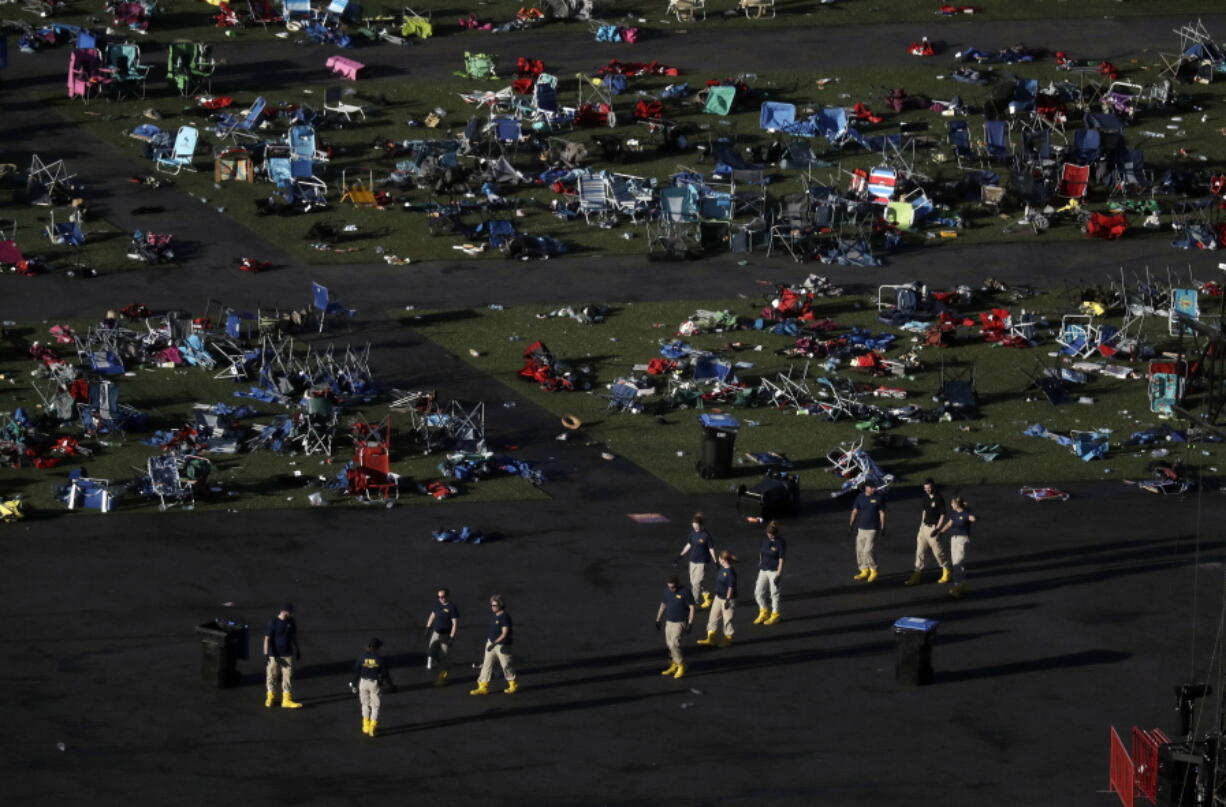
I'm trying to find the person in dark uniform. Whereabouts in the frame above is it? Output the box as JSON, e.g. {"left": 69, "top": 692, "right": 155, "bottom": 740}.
{"left": 425, "top": 588, "right": 459, "bottom": 687}
{"left": 655, "top": 575, "right": 695, "bottom": 678}
{"left": 850, "top": 482, "right": 887, "bottom": 582}
{"left": 470, "top": 595, "right": 517, "bottom": 695}
{"left": 939, "top": 497, "right": 977, "bottom": 598}
{"left": 676, "top": 514, "right": 718, "bottom": 610}
{"left": 349, "top": 638, "right": 395, "bottom": 737}
{"left": 906, "top": 479, "right": 951, "bottom": 586}
{"left": 698, "top": 551, "right": 737, "bottom": 647}
{"left": 263, "top": 603, "right": 302, "bottom": 709}
{"left": 753, "top": 521, "right": 786, "bottom": 625}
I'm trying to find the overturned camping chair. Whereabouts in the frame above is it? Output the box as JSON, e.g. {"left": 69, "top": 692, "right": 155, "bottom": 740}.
{"left": 215, "top": 96, "right": 267, "bottom": 142}
{"left": 147, "top": 454, "right": 195, "bottom": 511}
{"left": 457, "top": 51, "right": 497, "bottom": 79}
{"left": 738, "top": 0, "right": 775, "bottom": 18}
{"left": 1148, "top": 360, "right": 1186, "bottom": 416}
{"left": 155, "top": 125, "right": 198, "bottom": 174}
{"left": 348, "top": 417, "right": 399, "bottom": 501}
{"left": 311, "top": 281, "right": 353, "bottom": 333}
{"left": 825, "top": 438, "right": 894, "bottom": 497}
{"left": 704, "top": 86, "right": 737, "bottom": 117}
{"left": 64, "top": 470, "right": 114, "bottom": 513}
{"left": 324, "top": 86, "right": 365, "bottom": 121}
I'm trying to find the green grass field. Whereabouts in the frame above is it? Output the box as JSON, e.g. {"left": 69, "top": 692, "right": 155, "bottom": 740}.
{"left": 43, "top": 46, "right": 1226, "bottom": 269}
{"left": 0, "top": 320, "right": 547, "bottom": 516}
{"left": 30, "top": 0, "right": 1226, "bottom": 49}
{"left": 404, "top": 289, "right": 1223, "bottom": 494}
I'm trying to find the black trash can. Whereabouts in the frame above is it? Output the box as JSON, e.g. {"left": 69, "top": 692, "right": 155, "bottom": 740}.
{"left": 696, "top": 414, "right": 739, "bottom": 479}
{"left": 893, "top": 617, "right": 938, "bottom": 685}
{"left": 197, "top": 619, "right": 248, "bottom": 688}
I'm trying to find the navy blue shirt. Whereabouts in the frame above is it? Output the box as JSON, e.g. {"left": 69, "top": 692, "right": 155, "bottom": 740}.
{"left": 265, "top": 616, "right": 297, "bottom": 657}
{"left": 947, "top": 509, "right": 973, "bottom": 537}
{"left": 686, "top": 530, "right": 714, "bottom": 564}
{"left": 759, "top": 536, "right": 786, "bottom": 571}
{"left": 661, "top": 586, "right": 695, "bottom": 622}
{"left": 432, "top": 600, "right": 459, "bottom": 634}
{"left": 853, "top": 492, "right": 886, "bottom": 530}
{"left": 488, "top": 611, "right": 512, "bottom": 645}
{"left": 714, "top": 567, "right": 737, "bottom": 599}
{"left": 922, "top": 493, "right": 946, "bottom": 526}
{"left": 351, "top": 651, "right": 393, "bottom": 686}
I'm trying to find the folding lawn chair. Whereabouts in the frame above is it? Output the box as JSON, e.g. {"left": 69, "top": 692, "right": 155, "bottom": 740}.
{"left": 1069, "top": 128, "right": 1101, "bottom": 164}
{"left": 457, "top": 51, "right": 497, "bottom": 79}
{"left": 65, "top": 470, "right": 114, "bottom": 513}
{"left": 311, "top": 281, "right": 353, "bottom": 333}
{"left": 154, "top": 125, "right": 198, "bottom": 174}
{"left": 167, "top": 41, "right": 213, "bottom": 96}
{"left": 667, "top": 0, "right": 705, "bottom": 22}
{"left": 1148, "top": 362, "right": 1185, "bottom": 416}
{"left": 867, "top": 165, "right": 897, "bottom": 204}
{"left": 339, "top": 176, "right": 378, "bottom": 207}
{"left": 1056, "top": 314, "right": 1099, "bottom": 357}
{"left": 938, "top": 361, "right": 978, "bottom": 417}
{"left": 45, "top": 210, "right": 85, "bottom": 247}
{"left": 739, "top": 0, "right": 774, "bottom": 18}
{"left": 948, "top": 119, "right": 977, "bottom": 167}
{"left": 216, "top": 97, "right": 267, "bottom": 142}
{"left": 147, "top": 454, "right": 193, "bottom": 511}
{"left": 1169, "top": 288, "right": 1200, "bottom": 335}
{"left": 324, "top": 86, "right": 365, "bottom": 121}
{"left": 704, "top": 86, "right": 736, "bottom": 117}
{"left": 577, "top": 174, "right": 615, "bottom": 225}
{"left": 288, "top": 124, "right": 326, "bottom": 164}
{"left": 983, "top": 120, "right": 1011, "bottom": 163}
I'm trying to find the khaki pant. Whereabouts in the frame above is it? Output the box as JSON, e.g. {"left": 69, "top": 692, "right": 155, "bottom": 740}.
{"left": 688, "top": 561, "right": 708, "bottom": 601}
{"left": 754, "top": 569, "right": 781, "bottom": 612}
{"left": 265, "top": 655, "right": 294, "bottom": 693}
{"left": 664, "top": 621, "right": 685, "bottom": 665}
{"left": 914, "top": 523, "right": 949, "bottom": 571}
{"left": 478, "top": 643, "right": 515, "bottom": 684}
{"left": 427, "top": 632, "right": 453, "bottom": 672}
{"left": 856, "top": 529, "right": 878, "bottom": 570}
{"left": 950, "top": 535, "right": 969, "bottom": 584}
{"left": 706, "top": 596, "right": 735, "bottom": 638}
{"left": 358, "top": 678, "right": 381, "bottom": 722}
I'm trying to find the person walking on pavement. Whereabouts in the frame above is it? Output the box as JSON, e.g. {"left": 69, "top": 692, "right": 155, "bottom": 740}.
{"left": 676, "top": 513, "right": 718, "bottom": 610}
{"left": 753, "top": 521, "right": 786, "bottom": 625}
{"left": 656, "top": 575, "right": 695, "bottom": 678}
{"left": 264, "top": 604, "right": 302, "bottom": 709}
{"left": 349, "top": 638, "right": 395, "bottom": 737}
{"left": 850, "top": 482, "right": 887, "bottom": 582}
{"left": 698, "top": 551, "right": 737, "bottom": 647}
{"left": 939, "top": 497, "right": 977, "bottom": 598}
{"left": 470, "top": 595, "right": 518, "bottom": 695}
{"left": 905, "top": 479, "right": 951, "bottom": 586}
{"left": 425, "top": 588, "right": 459, "bottom": 687}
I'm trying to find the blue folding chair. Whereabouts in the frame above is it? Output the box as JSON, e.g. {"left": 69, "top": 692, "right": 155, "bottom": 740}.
{"left": 155, "top": 125, "right": 198, "bottom": 174}
{"left": 311, "top": 282, "right": 352, "bottom": 332}
{"left": 983, "top": 120, "right": 1011, "bottom": 162}
{"left": 216, "top": 96, "right": 266, "bottom": 142}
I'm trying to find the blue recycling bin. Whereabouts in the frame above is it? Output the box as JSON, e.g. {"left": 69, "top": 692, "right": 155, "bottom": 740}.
{"left": 893, "top": 617, "right": 938, "bottom": 685}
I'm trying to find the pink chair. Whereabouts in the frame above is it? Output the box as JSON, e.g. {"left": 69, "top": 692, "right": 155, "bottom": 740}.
{"left": 68, "top": 48, "right": 110, "bottom": 101}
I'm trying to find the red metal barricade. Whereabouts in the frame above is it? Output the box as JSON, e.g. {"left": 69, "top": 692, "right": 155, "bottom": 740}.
{"left": 1131, "top": 727, "right": 1169, "bottom": 804}
{"left": 1109, "top": 727, "right": 1135, "bottom": 807}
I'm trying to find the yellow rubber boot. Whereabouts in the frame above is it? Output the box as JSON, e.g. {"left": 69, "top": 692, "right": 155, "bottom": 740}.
{"left": 661, "top": 661, "right": 678, "bottom": 676}
{"left": 699, "top": 592, "right": 714, "bottom": 610}
{"left": 469, "top": 681, "right": 490, "bottom": 696}
{"left": 362, "top": 718, "right": 370, "bottom": 735}
{"left": 853, "top": 568, "right": 869, "bottom": 581}
{"left": 505, "top": 679, "right": 519, "bottom": 694}
{"left": 696, "top": 630, "right": 718, "bottom": 646}
{"left": 433, "top": 671, "right": 449, "bottom": 687}
{"left": 673, "top": 664, "right": 687, "bottom": 679}
{"left": 764, "top": 611, "right": 781, "bottom": 625}
{"left": 752, "top": 607, "right": 769, "bottom": 624}
{"left": 720, "top": 635, "right": 733, "bottom": 647}
{"left": 265, "top": 691, "right": 276, "bottom": 708}
{"left": 866, "top": 568, "right": 879, "bottom": 583}
{"left": 937, "top": 568, "right": 951, "bottom": 584}
{"left": 904, "top": 571, "right": 922, "bottom": 586}
{"left": 281, "top": 692, "right": 303, "bottom": 709}
{"left": 368, "top": 721, "right": 378, "bottom": 737}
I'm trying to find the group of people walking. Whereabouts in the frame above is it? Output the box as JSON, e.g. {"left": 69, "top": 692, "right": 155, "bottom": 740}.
{"left": 260, "top": 590, "right": 518, "bottom": 738}
{"left": 259, "top": 481, "right": 976, "bottom": 734}
{"left": 657, "top": 480, "right": 976, "bottom": 676}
